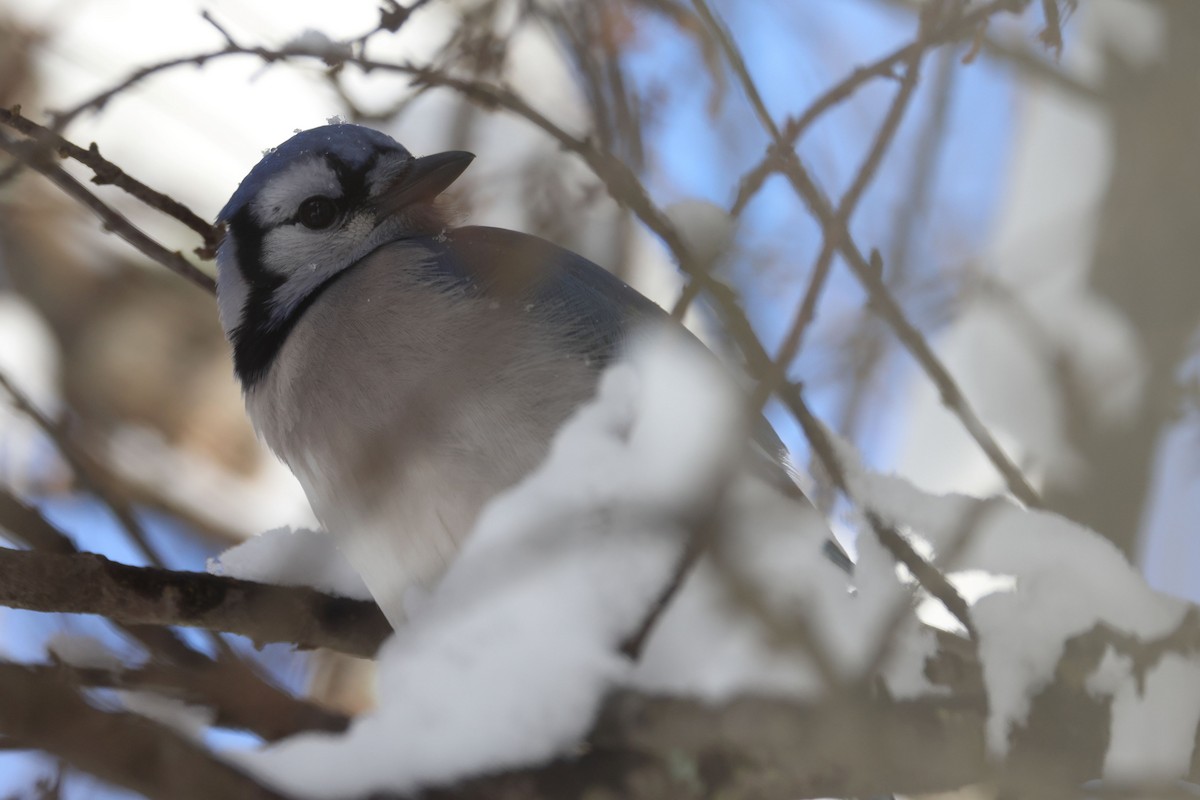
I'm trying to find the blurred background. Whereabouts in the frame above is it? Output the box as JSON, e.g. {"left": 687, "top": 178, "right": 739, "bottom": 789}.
{"left": 0, "top": 0, "right": 1196, "bottom": 795}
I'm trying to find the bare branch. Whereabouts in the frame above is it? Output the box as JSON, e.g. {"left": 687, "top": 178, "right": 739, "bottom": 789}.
{"left": 0, "top": 107, "right": 220, "bottom": 252}
{"left": 730, "top": 0, "right": 1026, "bottom": 216}
{"left": 0, "top": 486, "right": 350, "bottom": 736}
{"left": 742, "top": 12, "right": 929, "bottom": 411}
{"left": 0, "top": 547, "right": 391, "bottom": 657}
{"left": 0, "top": 132, "right": 216, "bottom": 293}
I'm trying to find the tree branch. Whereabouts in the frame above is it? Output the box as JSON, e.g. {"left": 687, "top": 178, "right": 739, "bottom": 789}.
{"left": 0, "top": 548, "right": 391, "bottom": 658}
{"left": 0, "top": 107, "right": 220, "bottom": 253}
{"left": 0, "top": 132, "right": 216, "bottom": 293}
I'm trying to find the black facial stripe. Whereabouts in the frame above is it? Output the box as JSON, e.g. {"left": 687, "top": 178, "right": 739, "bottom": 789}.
{"left": 324, "top": 151, "right": 379, "bottom": 209}
{"left": 228, "top": 205, "right": 287, "bottom": 387}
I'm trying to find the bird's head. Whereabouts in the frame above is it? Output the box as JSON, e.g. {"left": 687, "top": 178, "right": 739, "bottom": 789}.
{"left": 214, "top": 124, "right": 474, "bottom": 385}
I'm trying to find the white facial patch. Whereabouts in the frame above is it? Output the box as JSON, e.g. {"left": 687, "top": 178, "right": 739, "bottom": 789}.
{"left": 251, "top": 158, "right": 342, "bottom": 226}
{"left": 259, "top": 212, "right": 378, "bottom": 321}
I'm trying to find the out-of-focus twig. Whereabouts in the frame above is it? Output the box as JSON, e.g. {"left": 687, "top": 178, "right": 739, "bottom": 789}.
{"left": 0, "top": 370, "right": 167, "bottom": 568}
{"left": 0, "top": 488, "right": 75, "bottom": 553}
{"left": 729, "top": 0, "right": 1025, "bottom": 217}
{"left": 836, "top": 45, "right": 959, "bottom": 463}
{"left": 739, "top": 7, "right": 931, "bottom": 414}
{"left": 32, "top": 661, "right": 348, "bottom": 741}
{"left": 0, "top": 661, "right": 287, "bottom": 800}
{"left": 876, "top": 0, "right": 1098, "bottom": 100}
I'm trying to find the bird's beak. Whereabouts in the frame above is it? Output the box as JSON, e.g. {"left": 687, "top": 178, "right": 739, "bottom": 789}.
{"left": 372, "top": 150, "right": 475, "bottom": 217}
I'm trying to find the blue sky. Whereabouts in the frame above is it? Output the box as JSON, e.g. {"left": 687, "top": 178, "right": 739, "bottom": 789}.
{"left": 622, "top": 0, "right": 1019, "bottom": 463}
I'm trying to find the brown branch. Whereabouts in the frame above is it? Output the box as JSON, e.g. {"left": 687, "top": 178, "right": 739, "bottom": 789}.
{"left": 0, "top": 486, "right": 350, "bottom": 738}
{"left": 0, "top": 547, "right": 391, "bottom": 657}
{"left": 0, "top": 661, "right": 287, "bottom": 800}
{"left": 6, "top": 592, "right": 1200, "bottom": 800}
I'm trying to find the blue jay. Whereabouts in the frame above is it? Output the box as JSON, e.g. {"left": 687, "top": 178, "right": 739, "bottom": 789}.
{"left": 216, "top": 124, "right": 841, "bottom": 625}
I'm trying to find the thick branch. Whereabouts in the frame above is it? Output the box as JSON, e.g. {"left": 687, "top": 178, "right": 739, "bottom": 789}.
{"left": 0, "top": 548, "right": 391, "bottom": 657}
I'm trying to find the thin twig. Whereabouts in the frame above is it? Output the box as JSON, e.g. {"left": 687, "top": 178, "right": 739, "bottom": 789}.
{"left": 0, "top": 133, "right": 216, "bottom": 293}
{"left": 0, "top": 371, "right": 166, "bottom": 567}
{"left": 0, "top": 107, "right": 220, "bottom": 252}
{"left": 837, "top": 45, "right": 959, "bottom": 457}
{"left": 729, "top": 0, "right": 1024, "bottom": 217}
{"left": 778, "top": 381, "right": 979, "bottom": 639}
{"left": 747, "top": 20, "right": 930, "bottom": 413}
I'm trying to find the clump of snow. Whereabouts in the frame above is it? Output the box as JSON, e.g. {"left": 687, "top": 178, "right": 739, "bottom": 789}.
{"left": 664, "top": 199, "right": 735, "bottom": 269}
{"left": 1094, "top": 652, "right": 1200, "bottom": 783}
{"left": 838, "top": 440, "right": 1197, "bottom": 776}
{"left": 628, "top": 474, "right": 937, "bottom": 700}
{"left": 226, "top": 326, "right": 748, "bottom": 797}
{"left": 283, "top": 30, "right": 352, "bottom": 61}
{"left": 209, "top": 527, "right": 370, "bottom": 601}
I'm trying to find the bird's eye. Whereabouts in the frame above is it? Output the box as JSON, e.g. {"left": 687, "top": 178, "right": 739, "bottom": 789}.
{"left": 297, "top": 196, "right": 338, "bottom": 230}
